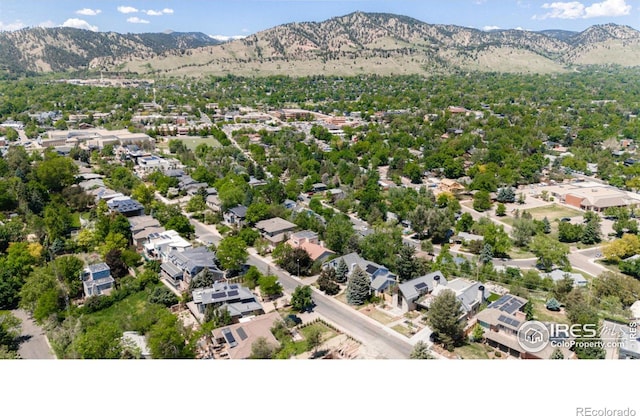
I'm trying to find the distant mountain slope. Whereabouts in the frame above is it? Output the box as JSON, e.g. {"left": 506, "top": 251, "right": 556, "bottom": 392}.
{"left": 2, "top": 13, "right": 640, "bottom": 77}
{"left": 0, "top": 27, "right": 220, "bottom": 74}
{"left": 113, "top": 12, "right": 640, "bottom": 76}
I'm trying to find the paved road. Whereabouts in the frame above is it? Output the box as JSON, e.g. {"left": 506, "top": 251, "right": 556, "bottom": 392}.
{"left": 11, "top": 309, "right": 55, "bottom": 359}
{"left": 246, "top": 255, "right": 412, "bottom": 359}
{"left": 188, "top": 216, "right": 411, "bottom": 358}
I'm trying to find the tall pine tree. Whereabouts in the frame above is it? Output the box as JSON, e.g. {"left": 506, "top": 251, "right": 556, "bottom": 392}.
{"left": 335, "top": 258, "right": 349, "bottom": 283}
{"left": 345, "top": 265, "right": 371, "bottom": 305}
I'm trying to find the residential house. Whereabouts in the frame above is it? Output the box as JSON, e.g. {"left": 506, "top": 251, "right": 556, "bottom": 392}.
{"left": 163, "top": 246, "right": 224, "bottom": 291}
{"left": 206, "top": 195, "right": 223, "bottom": 212}
{"left": 287, "top": 230, "right": 335, "bottom": 263}
{"left": 393, "top": 271, "right": 447, "bottom": 313}
{"left": 401, "top": 275, "right": 488, "bottom": 321}
{"left": 210, "top": 312, "right": 281, "bottom": 359}
{"left": 255, "top": 217, "right": 297, "bottom": 248}
{"left": 223, "top": 205, "right": 248, "bottom": 228}
{"left": 476, "top": 294, "right": 572, "bottom": 359}
{"left": 453, "top": 232, "right": 484, "bottom": 245}
{"left": 191, "top": 281, "right": 263, "bottom": 322}
{"left": 144, "top": 230, "right": 192, "bottom": 261}
{"left": 81, "top": 263, "right": 115, "bottom": 298}
{"left": 129, "top": 216, "right": 165, "bottom": 249}
{"left": 326, "top": 188, "right": 345, "bottom": 202}
{"left": 324, "top": 252, "right": 397, "bottom": 296}
{"left": 542, "top": 269, "right": 588, "bottom": 287}
{"left": 107, "top": 196, "right": 145, "bottom": 217}
{"left": 438, "top": 178, "right": 466, "bottom": 194}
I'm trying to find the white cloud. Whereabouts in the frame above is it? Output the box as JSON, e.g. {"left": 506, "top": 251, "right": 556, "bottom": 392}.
{"left": 584, "top": 0, "right": 631, "bottom": 17}
{"left": 76, "top": 8, "right": 102, "bottom": 16}
{"left": 62, "top": 18, "right": 98, "bottom": 32}
{"left": 0, "top": 20, "right": 25, "bottom": 31}
{"left": 117, "top": 6, "right": 139, "bottom": 14}
{"left": 127, "top": 17, "right": 150, "bottom": 24}
{"left": 209, "top": 34, "right": 247, "bottom": 42}
{"left": 145, "top": 8, "right": 174, "bottom": 16}
{"left": 535, "top": 0, "right": 632, "bottom": 19}
{"left": 483, "top": 25, "right": 501, "bottom": 31}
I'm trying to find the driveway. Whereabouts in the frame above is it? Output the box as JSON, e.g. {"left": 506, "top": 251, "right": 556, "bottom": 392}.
{"left": 11, "top": 309, "right": 55, "bottom": 359}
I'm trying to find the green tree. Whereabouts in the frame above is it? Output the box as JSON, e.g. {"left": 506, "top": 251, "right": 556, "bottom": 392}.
{"left": 250, "top": 336, "right": 276, "bottom": 359}
{"left": 427, "top": 289, "right": 464, "bottom": 351}
{"left": 74, "top": 322, "right": 123, "bottom": 359}
{"left": 335, "top": 258, "right": 349, "bottom": 283}
{"left": 291, "top": 285, "right": 314, "bottom": 312}
{"left": 551, "top": 348, "right": 564, "bottom": 359}
{"left": 216, "top": 236, "right": 248, "bottom": 272}
{"left": 316, "top": 268, "right": 340, "bottom": 295}
{"left": 34, "top": 151, "right": 78, "bottom": 192}
{"left": 495, "top": 203, "right": 506, "bottom": 217}
{"left": 324, "top": 214, "right": 354, "bottom": 254}
{"left": 409, "top": 340, "right": 433, "bottom": 359}
{"left": 131, "top": 183, "right": 156, "bottom": 208}
{"left": 396, "top": 244, "right": 420, "bottom": 282}
{"left": 186, "top": 194, "right": 207, "bottom": 213}
{"left": 147, "top": 314, "right": 193, "bottom": 359}
{"left": 258, "top": 275, "right": 282, "bottom": 299}
{"left": 305, "top": 326, "right": 323, "bottom": 355}
{"left": 345, "top": 265, "right": 371, "bottom": 306}
{"left": 472, "top": 190, "right": 492, "bottom": 212}
{"left": 529, "top": 235, "right": 570, "bottom": 272}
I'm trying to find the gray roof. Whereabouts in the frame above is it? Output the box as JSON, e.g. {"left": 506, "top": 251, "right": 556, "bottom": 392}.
{"left": 193, "top": 281, "right": 258, "bottom": 307}
{"left": 107, "top": 197, "right": 144, "bottom": 214}
{"left": 255, "top": 217, "right": 297, "bottom": 234}
{"left": 456, "top": 281, "right": 488, "bottom": 313}
{"left": 398, "top": 271, "right": 447, "bottom": 302}
{"left": 161, "top": 262, "right": 183, "bottom": 279}
{"left": 168, "top": 246, "right": 221, "bottom": 277}
{"left": 371, "top": 274, "right": 394, "bottom": 292}
{"left": 87, "top": 263, "right": 110, "bottom": 274}
{"left": 290, "top": 230, "right": 318, "bottom": 241}
{"left": 228, "top": 205, "right": 248, "bottom": 218}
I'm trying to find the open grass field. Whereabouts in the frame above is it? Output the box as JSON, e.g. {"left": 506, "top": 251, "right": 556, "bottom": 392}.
{"left": 359, "top": 306, "right": 400, "bottom": 325}
{"left": 520, "top": 204, "right": 582, "bottom": 222}
{"left": 157, "top": 136, "right": 221, "bottom": 152}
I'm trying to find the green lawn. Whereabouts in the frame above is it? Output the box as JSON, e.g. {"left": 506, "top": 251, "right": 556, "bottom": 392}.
{"left": 520, "top": 204, "right": 582, "bottom": 221}
{"left": 455, "top": 342, "right": 491, "bottom": 359}
{"left": 158, "top": 136, "right": 222, "bottom": 152}
{"left": 71, "top": 212, "right": 81, "bottom": 228}
{"left": 391, "top": 324, "right": 414, "bottom": 337}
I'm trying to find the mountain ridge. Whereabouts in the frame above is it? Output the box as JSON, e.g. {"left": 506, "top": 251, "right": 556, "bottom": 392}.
{"left": 1, "top": 12, "right": 640, "bottom": 77}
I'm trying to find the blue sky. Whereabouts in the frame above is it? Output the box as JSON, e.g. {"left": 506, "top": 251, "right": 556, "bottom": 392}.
{"left": 0, "top": 0, "right": 639, "bottom": 38}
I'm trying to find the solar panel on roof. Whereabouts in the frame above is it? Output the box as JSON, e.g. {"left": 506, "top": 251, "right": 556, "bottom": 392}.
{"left": 229, "top": 284, "right": 238, "bottom": 289}
{"left": 365, "top": 265, "right": 378, "bottom": 274}
{"left": 511, "top": 319, "right": 521, "bottom": 327}
{"left": 236, "top": 327, "right": 248, "bottom": 341}
{"left": 211, "top": 292, "right": 226, "bottom": 299}
{"left": 227, "top": 290, "right": 239, "bottom": 297}
{"left": 498, "top": 315, "right": 507, "bottom": 323}
{"left": 222, "top": 329, "right": 237, "bottom": 347}
{"left": 414, "top": 282, "right": 428, "bottom": 290}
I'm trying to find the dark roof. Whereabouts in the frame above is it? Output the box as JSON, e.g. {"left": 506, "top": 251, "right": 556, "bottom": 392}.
{"left": 107, "top": 197, "right": 144, "bottom": 214}
{"left": 488, "top": 294, "right": 527, "bottom": 315}
{"left": 228, "top": 205, "right": 248, "bottom": 218}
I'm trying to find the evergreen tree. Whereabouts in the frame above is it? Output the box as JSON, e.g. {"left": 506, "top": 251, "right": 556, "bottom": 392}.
{"left": 427, "top": 290, "right": 464, "bottom": 351}
{"left": 396, "top": 244, "right": 420, "bottom": 282}
{"left": 496, "top": 187, "right": 515, "bottom": 203}
{"left": 335, "top": 258, "right": 349, "bottom": 283}
{"left": 409, "top": 341, "right": 433, "bottom": 359}
{"left": 317, "top": 268, "right": 340, "bottom": 295}
{"left": 480, "top": 243, "right": 494, "bottom": 264}
{"left": 581, "top": 211, "right": 602, "bottom": 245}
{"left": 345, "top": 265, "right": 371, "bottom": 306}
{"left": 542, "top": 217, "right": 551, "bottom": 234}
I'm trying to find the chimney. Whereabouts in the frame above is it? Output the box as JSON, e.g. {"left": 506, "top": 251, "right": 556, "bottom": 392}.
{"left": 433, "top": 275, "right": 440, "bottom": 288}
{"left": 477, "top": 285, "right": 485, "bottom": 304}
